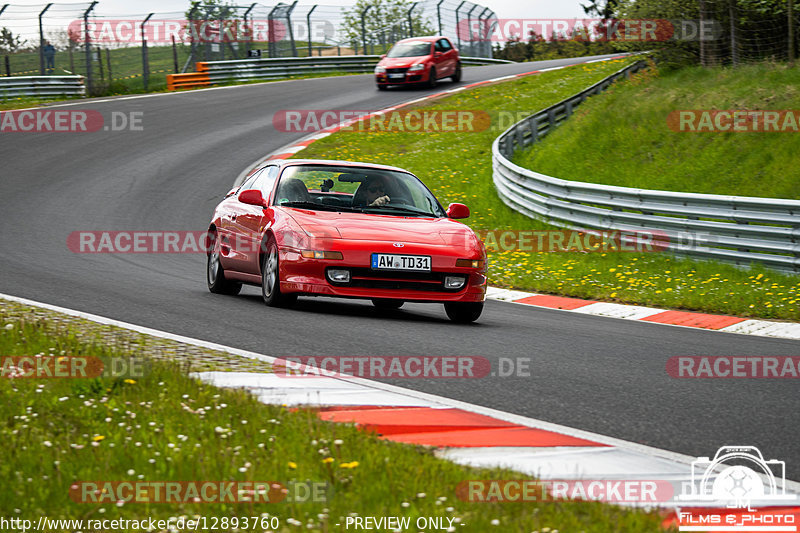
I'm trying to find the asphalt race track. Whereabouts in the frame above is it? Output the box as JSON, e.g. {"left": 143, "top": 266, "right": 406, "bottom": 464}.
{"left": 2, "top": 54, "right": 799, "bottom": 478}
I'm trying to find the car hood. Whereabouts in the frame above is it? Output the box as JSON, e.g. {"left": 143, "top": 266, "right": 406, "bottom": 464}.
{"left": 379, "top": 56, "right": 429, "bottom": 68}
{"left": 284, "top": 209, "right": 477, "bottom": 246}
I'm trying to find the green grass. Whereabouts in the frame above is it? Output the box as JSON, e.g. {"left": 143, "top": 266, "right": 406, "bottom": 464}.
{"left": 0, "top": 306, "right": 667, "bottom": 532}
{"left": 295, "top": 59, "right": 800, "bottom": 321}
{"left": 514, "top": 61, "right": 800, "bottom": 199}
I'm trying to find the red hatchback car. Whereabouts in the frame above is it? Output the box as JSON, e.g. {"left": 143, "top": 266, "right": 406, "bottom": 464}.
{"left": 207, "top": 160, "right": 487, "bottom": 323}
{"left": 374, "top": 36, "right": 461, "bottom": 90}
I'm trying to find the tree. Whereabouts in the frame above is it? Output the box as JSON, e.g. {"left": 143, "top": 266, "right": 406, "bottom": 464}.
{"left": 341, "top": 0, "right": 434, "bottom": 49}
{"left": 0, "top": 27, "right": 27, "bottom": 53}
{"left": 582, "top": 0, "right": 620, "bottom": 19}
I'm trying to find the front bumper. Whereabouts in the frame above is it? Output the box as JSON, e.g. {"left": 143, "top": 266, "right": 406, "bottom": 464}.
{"left": 278, "top": 245, "right": 486, "bottom": 303}
{"left": 375, "top": 68, "right": 430, "bottom": 85}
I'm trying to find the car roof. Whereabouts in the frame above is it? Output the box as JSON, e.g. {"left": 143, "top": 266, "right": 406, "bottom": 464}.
{"left": 258, "top": 158, "right": 415, "bottom": 175}
{"left": 396, "top": 36, "right": 445, "bottom": 43}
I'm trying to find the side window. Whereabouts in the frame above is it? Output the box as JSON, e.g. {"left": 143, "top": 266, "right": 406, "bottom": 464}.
{"left": 239, "top": 168, "right": 264, "bottom": 191}
{"left": 439, "top": 39, "right": 452, "bottom": 52}
{"left": 254, "top": 166, "right": 279, "bottom": 199}
{"left": 435, "top": 40, "right": 445, "bottom": 52}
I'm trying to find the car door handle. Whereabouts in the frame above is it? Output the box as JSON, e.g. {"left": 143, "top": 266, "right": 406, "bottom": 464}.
{"left": 231, "top": 215, "right": 237, "bottom": 221}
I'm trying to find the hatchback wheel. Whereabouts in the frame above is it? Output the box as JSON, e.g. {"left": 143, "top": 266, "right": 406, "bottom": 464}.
{"left": 427, "top": 67, "right": 438, "bottom": 88}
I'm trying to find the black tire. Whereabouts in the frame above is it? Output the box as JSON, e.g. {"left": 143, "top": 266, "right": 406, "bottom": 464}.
{"left": 444, "top": 302, "right": 483, "bottom": 323}
{"left": 371, "top": 298, "right": 404, "bottom": 310}
{"left": 450, "top": 62, "right": 462, "bottom": 83}
{"left": 261, "top": 238, "right": 297, "bottom": 307}
{"left": 427, "top": 67, "right": 438, "bottom": 88}
{"left": 207, "top": 231, "right": 242, "bottom": 295}
{"left": 377, "top": 84, "right": 387, "bottom": 91}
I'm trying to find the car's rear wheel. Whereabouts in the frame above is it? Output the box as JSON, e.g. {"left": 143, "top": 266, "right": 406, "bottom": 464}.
{"left": 371, "top": 298, "right": 404, "bottom": 310}
{"left": 261, "top": 238, "right": 297, "bottom": 307}
{"left": 427, "top": 67, "right": 438, "bottom": 88}
{"left": 451, "top": 62, "right": 462, "bottom": 83}
{"left": 444, "top": 302, "right": 483, "bottom": 323}
{"left": 207, "top": 230, "right": 242, "bottom": 295}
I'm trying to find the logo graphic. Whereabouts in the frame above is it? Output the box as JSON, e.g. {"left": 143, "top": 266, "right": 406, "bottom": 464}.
{"left": 679, "top": 446, "right": 796, "bottom": 510}
{"left": 392, "top": 242, "right": 405, "bottom": 248}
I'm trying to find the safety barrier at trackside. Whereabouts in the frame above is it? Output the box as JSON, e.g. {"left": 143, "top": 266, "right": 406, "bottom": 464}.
{"left": 492, "top": 59, "right": 800, "bottom": 273}
{"left": 0, "top": 75, "right": 85, "bottom": 99}
{"left": 166, "top": 55, "right": 513, "bottom": 91}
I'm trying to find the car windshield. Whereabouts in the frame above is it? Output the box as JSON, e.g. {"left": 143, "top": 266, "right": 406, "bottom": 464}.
{"left": 386, "top": 42, "right": 431, "bottom": 58}
{"left": 274, "top": 165, "right": 446, "bottom": 218}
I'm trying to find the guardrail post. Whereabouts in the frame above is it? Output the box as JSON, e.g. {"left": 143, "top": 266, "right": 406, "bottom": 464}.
{"left": 466, "top": 5, "right": 479, "bottom": 56}
{"left": 141, "top": 13, "right": 154, "bottom": 91}
{"left": 407, "top": 2, "right": 418, "bottom": 38}
{"left": 529, "top": 116, "right": 539, "bottom": 143}
{"left": 286, "top": 0, "right": 298, "bottom": 57}
{"left": 83, "top": 1, "right": 98, "bottom": 96}
{"left": 4, "top": 55, "right": 9, "bottom": 77}
{"left": 306, "top": 5, "right": 317, "bottom": 57}
{"left": 39, "top": 3, "right": 53, "bottom": 75}
{"left": 243, "top": 3, "right": 256, "bottom": 58}
{"left": 455, "top": 1, "right": 466, "bottom": 50}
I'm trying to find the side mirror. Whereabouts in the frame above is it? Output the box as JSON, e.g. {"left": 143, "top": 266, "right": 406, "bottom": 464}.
{"left": 379, "top": 54, "right": 386, "bottom": 59}
{"left": 446, "top": 203, "right": 470, "bottom": 219}
{"left": 238, "top": 189, "right": 267, "bottom": 207}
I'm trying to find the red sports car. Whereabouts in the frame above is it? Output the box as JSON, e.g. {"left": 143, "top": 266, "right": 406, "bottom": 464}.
{"left": 374, "top": 36, "right": 461, "bottom": 90}
{"left": 206, "top": 160, "right": 487, "bottom": 323}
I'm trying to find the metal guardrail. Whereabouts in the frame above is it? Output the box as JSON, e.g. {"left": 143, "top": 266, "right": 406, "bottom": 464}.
{"left": 0, "top": 76, "right": 85, "bottom": 99}
{"left": 169, "top": 55, "right": 512, "bottom": 87}
{"left": 492, "top": 60, "right": 800, "bottom": 273}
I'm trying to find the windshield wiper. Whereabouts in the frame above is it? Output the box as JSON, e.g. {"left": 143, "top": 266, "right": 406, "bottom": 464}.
{"left": 279, "top": 201, "right": 361, "bottom": 213}
{"left": 362, "top": 205, "right": 437, "bottom": 217}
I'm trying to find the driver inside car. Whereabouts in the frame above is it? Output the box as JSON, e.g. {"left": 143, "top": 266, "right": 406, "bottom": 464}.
{"left": 353, "top": 175, "right": 391, "bottom": 207}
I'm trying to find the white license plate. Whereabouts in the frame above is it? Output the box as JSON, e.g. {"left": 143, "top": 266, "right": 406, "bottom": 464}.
{"left": 388, "top": 73, "right": 405, "bottom": 79}
{"left": 371, "top": 254, "right": 431, "bottom": 271}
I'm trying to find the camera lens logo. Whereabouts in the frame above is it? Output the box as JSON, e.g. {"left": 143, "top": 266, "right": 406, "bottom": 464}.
{"left": 679, "top": 446, "right": 797, "bottom": 509}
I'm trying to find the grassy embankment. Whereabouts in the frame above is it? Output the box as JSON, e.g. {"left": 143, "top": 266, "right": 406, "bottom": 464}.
{"left": 296, "top": 59, "right": 800, "bottom": 321}
{"left": 0, "top": 300, "right": 667, "bottom": 531}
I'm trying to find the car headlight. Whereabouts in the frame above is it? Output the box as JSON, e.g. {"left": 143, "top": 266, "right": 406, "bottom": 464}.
{"left": 408, "top": 63, "right": 425, "bottom": 72}
{"left": 375, "top": 66, "right": 386, "bottom": 74}
{"left": 301, "top": 250, "right": 343, "bottom": 260}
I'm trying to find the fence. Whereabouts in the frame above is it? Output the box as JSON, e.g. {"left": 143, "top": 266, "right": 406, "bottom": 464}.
{"left": 0, "top": 1, "right": 498, "bottom": 97}
{"left": 0, "top": 75, "right": 84, "bottom": 98}
{"left": 167, "top": 54, "right": 511, "bottom": 89}
{"left": 492, "top": 60, "right": 800, "bottom": 273}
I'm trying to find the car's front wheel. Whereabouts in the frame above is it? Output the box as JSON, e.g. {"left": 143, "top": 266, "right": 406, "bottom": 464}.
{"left": 207, "top": 230, "right": 242, "bottom": 295}
{"left": 444, "top": 302, "right": 483, "bottom": 323}
{"left": 377, "top": 84, "right": 387, "bottom": 91}
{"left": 372, "top": 298, "right": 404, "bottom": 310}
{"left": 427, "top": 67, "right": 438, "bottom": 88}
{"left": 451, "top": 62, "right": 462, "bottom": 83}
{"left": 261, "top": 238, "right": 297, "bottom": 307}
